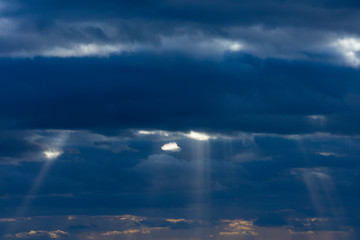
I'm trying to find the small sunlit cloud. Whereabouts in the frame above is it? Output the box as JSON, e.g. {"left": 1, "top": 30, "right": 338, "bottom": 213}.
{"left": 43, "top": 150, "right": 63, "bottom": 160}
{"left": 166, "top": 218, "right": 193, "bottom": 223}
{"left": 118, "top": 215, "right": 147, "bottom": 222}
{"left": 184, "top": 131, "right": 216, "bottom": 141}
{"left": 0, "top": 218, "right": 16, "bottom": 222}
{"left": 161, "top": 142, "right": 181, "bottom": 152}
{"left": 220, "top": 219, "right": 257, "bottom": 236}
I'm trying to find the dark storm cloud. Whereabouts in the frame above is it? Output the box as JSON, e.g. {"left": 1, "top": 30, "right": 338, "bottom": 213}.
{"left": 254, "top": 214, "right": 288, "bottom": 227}
{"left": 0, "top": 131, "right": 41, "bottom": 161}
{"left": 0, "top": 55, "right": 359, "bottom": 135}
{"left": 4, "top": 0, "right": 360, "bottom": 31}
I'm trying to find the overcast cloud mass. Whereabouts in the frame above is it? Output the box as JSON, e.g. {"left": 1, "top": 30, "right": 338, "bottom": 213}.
{"left": 1, "top": 0, "right": 360, "bottom": 239}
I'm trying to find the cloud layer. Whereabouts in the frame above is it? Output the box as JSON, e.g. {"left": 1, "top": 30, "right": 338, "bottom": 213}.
{"left": 0, "top": 0, "right": 360, "bottom": 66}
{"left": 1, "top": 1, "right": 360, "bottom": 239}
{"left": 1, "top": 55, "right": 360, "bottom": 135}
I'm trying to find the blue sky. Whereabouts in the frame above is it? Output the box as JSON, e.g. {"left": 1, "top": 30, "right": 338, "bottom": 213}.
{"left": 1, "top": 0, "right": 360, "bottom": 239}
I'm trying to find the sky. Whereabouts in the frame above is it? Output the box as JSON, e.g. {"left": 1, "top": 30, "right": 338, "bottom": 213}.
{"left": 1, "top": 0, "right": 360, "bottom": 239}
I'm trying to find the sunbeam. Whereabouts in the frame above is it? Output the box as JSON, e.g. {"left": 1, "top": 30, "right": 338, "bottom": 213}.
{"left": 301, "top": 168, "right": 350, "bottom": 239}
{"left": 10, "top": 160, "right": 54, "bottom": 221}
{"left": 190, "top": 138, "right": 211, "bottom": 238}
{"left": 7, "top": 132, "right": 68, "bottom": 234}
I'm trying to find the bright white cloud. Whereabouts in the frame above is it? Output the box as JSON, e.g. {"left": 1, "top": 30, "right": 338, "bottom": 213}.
{"left": 137, "top": 129, "right": 236, "bottom": 141}
{"left": 41, "top": 43, "right": 134, "bottom": 57}
{"left": 138, "top": 130, "right": 155, "bottom": 135}
{"left": 43, "top": 150, "right": 63, "bottom": 160}
{"left": 137, "top": 130, "right": 169, "bottom": 136}
{"left": 184, "top": 131, "right": 216, "bottom": 141}
{"left": 333, "top": 37, "right": 360, "bottom": 67}
{"left": 1, "top": 36, "right": 244, "bottom": 58}
{"left": 161, "top": 142, "right": 181, "bottom": 152}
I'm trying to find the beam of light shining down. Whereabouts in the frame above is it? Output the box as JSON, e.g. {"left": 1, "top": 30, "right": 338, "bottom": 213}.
{"left": 185, "top": 131, "right": 216, "bottom": 141}
{"left": 7, "top": 159, "right": 56, "bottom": 234}
{"left": 7, "top": 132, "right": 68, "bottom": 234}
{"left": 190, "top": 140, "right": 211, "bottom": 238}
{"left": 301, "top": 168, "right": 347, "bottom": 235}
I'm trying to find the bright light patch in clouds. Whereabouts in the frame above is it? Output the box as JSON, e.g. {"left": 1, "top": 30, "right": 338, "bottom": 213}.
{"left": 138, "top": 130, "right": 155, "bottom": 135}
{"left": 216, "top": 40, "right": 242, "bottom": 52}
{"left": 160, "top": 36, "right": 243, "bottom": 57}
{"left": 41, "top": 43, "right": 133, "bottom": 58}
{"left": 10, "top": 36, "right": 243, "bottom": 58}
{"left": 137, "top": 130, "right": 169, "bottom": 136}
{"left": 43, "top": 150, "right": 63, "bottom": 160}
{"left": 334, "top": 37, "right": 360, "bottom": 67}
{"left": 161, "top": 142, "right": 181, "bottom": 152}
{"left": 184, "top": 131, "right": 216, "bottom": 141}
